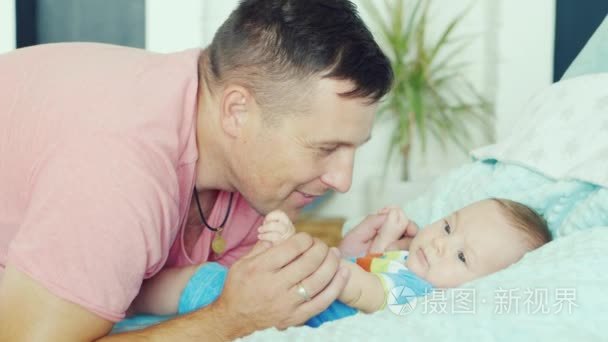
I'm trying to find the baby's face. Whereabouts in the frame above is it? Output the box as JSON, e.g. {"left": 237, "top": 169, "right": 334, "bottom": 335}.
{"left": 405, "top": 199, "right": 531, "bottom": 288}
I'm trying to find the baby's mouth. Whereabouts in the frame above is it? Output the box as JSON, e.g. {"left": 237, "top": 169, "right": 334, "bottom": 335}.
{"left": 417, "top": 247, "right": 429, "bottom": 268}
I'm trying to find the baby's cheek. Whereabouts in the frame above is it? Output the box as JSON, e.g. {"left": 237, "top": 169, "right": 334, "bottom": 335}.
{"left": 407, "top": 255, "right": 432, "bottom": 281}
{"left": 405, "top": 257, "right": 420, "bottom": 275}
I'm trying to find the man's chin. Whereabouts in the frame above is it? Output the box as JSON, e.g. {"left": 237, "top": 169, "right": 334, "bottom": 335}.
{"left": 256, "top": 203, "right": 300, "bottom": 220}
{"left": 280, "top": 207, "right": 301, "bottom": 221}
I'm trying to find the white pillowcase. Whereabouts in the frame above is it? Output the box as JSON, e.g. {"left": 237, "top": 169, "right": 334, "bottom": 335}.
{"left": 472, "top": 73, "right": 608, "bottom": 188}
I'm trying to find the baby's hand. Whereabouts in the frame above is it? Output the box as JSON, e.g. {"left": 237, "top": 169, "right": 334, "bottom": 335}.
{"left": 338, "top": 213, "right": 387, "bottom": 258}
{"left": 369, "top": 206, "right": 418, "bottom": 253}
{"left": 257, "top": 210, "right": 296, "bottom": 246}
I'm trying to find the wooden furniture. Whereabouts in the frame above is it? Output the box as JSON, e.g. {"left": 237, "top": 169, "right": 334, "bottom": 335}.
{"left": 294, "top": 217, "right": 345, "bottom": 247}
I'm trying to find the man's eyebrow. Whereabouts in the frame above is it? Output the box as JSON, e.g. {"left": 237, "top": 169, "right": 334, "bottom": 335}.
{"left": 318, "top": 134, "right": 372, "bottom": 147}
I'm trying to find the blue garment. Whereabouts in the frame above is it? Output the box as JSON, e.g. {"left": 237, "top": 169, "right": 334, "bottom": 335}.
{"left": 179, "top": 253, "right": 432, "bottom": 328}
{"left": 307, "top": 252, "right": 432, "bottom": 327}
{"left": 178, "top": 262, "right": 356, "bottom": 327}
{"left": 306, "top": 300, "right": 357, "bottom": 327}
{"left": 113, "top": 255, "right": 432, "bottom": 333}
{"left": 178, "top": 262, "right": 227, "bottom": 314}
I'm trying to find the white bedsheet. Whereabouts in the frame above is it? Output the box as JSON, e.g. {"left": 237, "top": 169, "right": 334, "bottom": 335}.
{"left": 240, "top": 227, "right": 608, "bottom": 341}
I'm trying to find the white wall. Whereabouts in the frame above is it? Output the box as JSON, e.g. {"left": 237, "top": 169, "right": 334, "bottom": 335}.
{"left": 145, "top": 0, "right": 238, "bottom": 52}
{"left": 199, "top": 1, "right": 239, "bottom": 46}
{"left": 145, "top": 1, "right": 556, "bottom": 219}
{"left": 0, "top": 0, "right": 16, "bottom": 53}
{"left": 145, "top": 0, "right": 205, "bottom": 53}
{"left": 494, "top": 0, "right": 556, "bottom": 140}
{"left": 317, "top": 0, "right": 556, "bottom": 218}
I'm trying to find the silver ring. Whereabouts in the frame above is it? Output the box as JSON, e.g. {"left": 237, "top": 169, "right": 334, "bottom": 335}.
{"left": 296, "top": 283, "right": 311, "bottom": 302}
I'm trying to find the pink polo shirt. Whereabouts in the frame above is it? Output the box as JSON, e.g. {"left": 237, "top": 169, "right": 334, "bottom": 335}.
{"left": 0, "top": 43, "right": 262, "bottom": 321}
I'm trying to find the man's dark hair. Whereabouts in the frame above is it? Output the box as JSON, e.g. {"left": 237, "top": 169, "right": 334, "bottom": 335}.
{"left": 203, "top": 0, "right": 393, "bottom": 109}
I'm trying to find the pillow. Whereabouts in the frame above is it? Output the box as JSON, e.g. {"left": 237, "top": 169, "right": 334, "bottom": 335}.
{"left": 344, "top": 160, "right": 608, "bottom": 239}
{"left": 471, "top": 73, "right": 608, "bottom": 188}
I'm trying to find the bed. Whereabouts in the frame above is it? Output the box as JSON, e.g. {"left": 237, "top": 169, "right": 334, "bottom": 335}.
{"left": 237, "top": 16, "right": 608, "bottom": 342}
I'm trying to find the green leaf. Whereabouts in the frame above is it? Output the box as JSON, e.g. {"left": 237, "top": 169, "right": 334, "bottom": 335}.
{"left": 360, "top": 0, "right": 391, "bottom": 38}
{"left": 429, "top": 3, "right": 472, "bottom": 63}
{"left": 365, "top": 0, "right": 493, "bottom": 180}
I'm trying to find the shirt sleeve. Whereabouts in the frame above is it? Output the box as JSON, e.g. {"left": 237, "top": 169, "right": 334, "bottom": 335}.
{"left": 7, "top": 136, "right": 180, "bottom": 322}
{"left": 365, "top": 251, "right": 433, "bottom": 309}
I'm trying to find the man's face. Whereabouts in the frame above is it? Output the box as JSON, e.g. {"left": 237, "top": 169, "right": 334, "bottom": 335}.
{"left": 405, "top": 200, "right": 531, "bottom": 288}
{"left": 233, "top": 78, "right": 376, "bottom": 219}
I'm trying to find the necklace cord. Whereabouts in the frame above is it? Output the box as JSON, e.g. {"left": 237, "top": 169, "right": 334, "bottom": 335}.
{"left": 193, "top": 187, "right": 234, "bottom": 232}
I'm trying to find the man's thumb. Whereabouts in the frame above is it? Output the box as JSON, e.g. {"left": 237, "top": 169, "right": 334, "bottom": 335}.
{"left": 242, "top": 240, "right": 272, "bottom": 259}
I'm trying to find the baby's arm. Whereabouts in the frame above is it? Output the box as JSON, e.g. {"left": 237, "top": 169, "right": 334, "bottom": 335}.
{"left": 369, "top": 207, "right": 418, "bottom": 254}
{"left": 128, "top": 264, "right": 202, "bottom": 316}
{"left": 337, "top": 260, "right": 385, "bottom": 313}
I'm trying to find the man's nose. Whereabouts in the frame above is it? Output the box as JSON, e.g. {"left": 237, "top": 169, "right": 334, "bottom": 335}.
{"left": 320, "top": 150, "right": 354, "bottom": 193}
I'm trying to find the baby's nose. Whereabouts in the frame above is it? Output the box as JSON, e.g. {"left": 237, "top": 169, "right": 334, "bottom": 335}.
{"left": 432, "top": 236, "right": 446, "bottom": 255}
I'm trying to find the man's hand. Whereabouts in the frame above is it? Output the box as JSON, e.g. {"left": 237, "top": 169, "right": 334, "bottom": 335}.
{"left": 214, "top": 232, "right": 350, "bottom": 334}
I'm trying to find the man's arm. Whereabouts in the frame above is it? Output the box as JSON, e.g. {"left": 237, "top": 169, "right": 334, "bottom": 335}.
{"left": 0, "top": 265, "right": 114, "bottom": 341}
{"left": 0, "top": 233, "right": 350, "bottom": 341}
{"left": 0, "top": 265, "right": 243, "bottom": 341}
{"left": 104, "top": 301, "right": 244, "bottom": 342}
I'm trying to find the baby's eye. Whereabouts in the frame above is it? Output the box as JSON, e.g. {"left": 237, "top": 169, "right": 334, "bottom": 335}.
{"left": 458, "top": 251, "right": 467, "bottom": 263}
{"left": 443, "top": 221, "right": 451, "bottom": 234}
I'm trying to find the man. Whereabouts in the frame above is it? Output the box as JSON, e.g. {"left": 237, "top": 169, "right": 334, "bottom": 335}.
{"left": 0, "top": 0, "right": 393, "bottom": 340}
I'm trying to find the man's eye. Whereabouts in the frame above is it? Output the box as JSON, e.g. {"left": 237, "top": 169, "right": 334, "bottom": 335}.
{"left": 458, "top": 251, "right": 467, "bottom": 263}
{"left": 318, "top": 146, "right": 338, "bottom": 154}
{"left": 443, "top": 221, "right": 451, "bottom": 234}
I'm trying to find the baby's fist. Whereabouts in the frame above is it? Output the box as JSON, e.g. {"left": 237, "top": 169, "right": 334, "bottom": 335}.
{"left": 258, "top": 210, "right": 296, "bottom": 245}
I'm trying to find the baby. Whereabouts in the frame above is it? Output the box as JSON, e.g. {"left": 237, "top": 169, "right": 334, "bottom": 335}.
{"left": 261, "top": 198, "right": 552, "bottom": 323}
{"left": 122, "top": 198, "right": 551, "bottom": 330}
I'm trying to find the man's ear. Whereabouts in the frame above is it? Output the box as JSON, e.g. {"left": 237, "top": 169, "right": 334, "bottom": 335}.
{"left": 220, "top": 86, "right": 251, "bottom": 137}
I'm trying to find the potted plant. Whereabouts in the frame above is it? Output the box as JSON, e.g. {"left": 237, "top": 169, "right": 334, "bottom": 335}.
{"left": 361, "top": 0, "right": 493, "bottom": 181}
